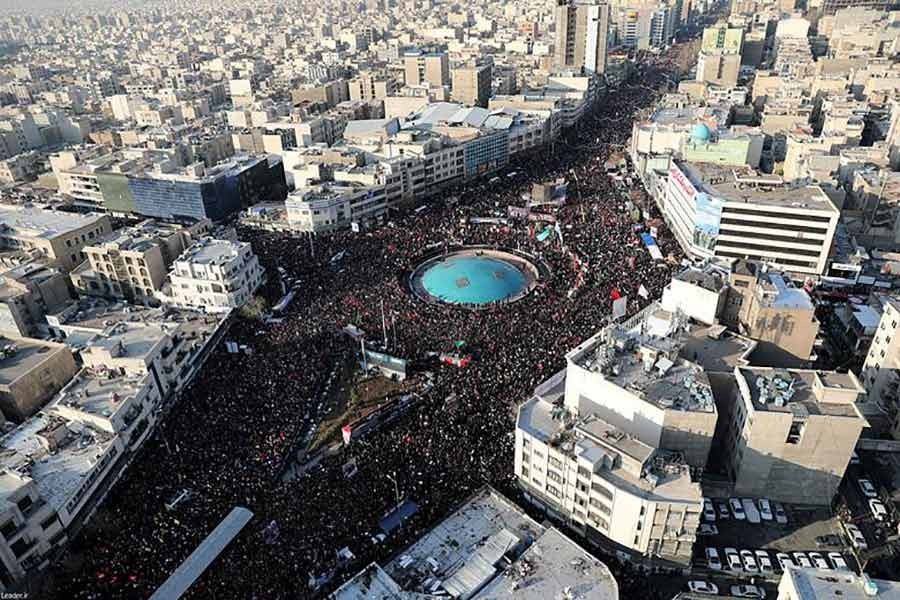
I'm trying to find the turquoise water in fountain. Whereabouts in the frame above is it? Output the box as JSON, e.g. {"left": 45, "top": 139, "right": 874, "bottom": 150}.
{"left": 420, "top": 255, "right": 527, "bottom": 305}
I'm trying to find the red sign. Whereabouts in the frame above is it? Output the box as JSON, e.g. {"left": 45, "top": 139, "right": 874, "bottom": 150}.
{"left": 668, "top": 165, "right": 696, "bottom": 199}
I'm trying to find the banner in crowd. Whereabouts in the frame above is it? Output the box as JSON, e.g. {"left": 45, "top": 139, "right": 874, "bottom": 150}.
{"left": 528, "top": 212, "right": 557, "bottom": 223}
{"left": 507, "top": 206, "right": 531, "bottom": 219}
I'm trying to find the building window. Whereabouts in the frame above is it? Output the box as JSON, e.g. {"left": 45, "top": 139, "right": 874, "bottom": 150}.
{"left": 786, "top": 420, "right": 805, "bottom": 444}
{"left": 547, "top": 470, "right": 563, "bottom": 485}
{"left": 549, "top": 456, "right": 563, "bottom": 470}
{"left": 546, "top": 484, "right": 561, "bottom": 498}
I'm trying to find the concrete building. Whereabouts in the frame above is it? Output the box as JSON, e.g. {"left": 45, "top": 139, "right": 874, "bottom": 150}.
{"left": 662, "top": 161, "right": 840, "bottom": 276}
{"left": 334, "top": 487, "right": 618, "bottom": 600}
{"left": 860, "top": 298, "right": 900, "bottom": 426}
{"left": 721, "top": 366, "right": 867, "bottom": 504}
{"left": 403, "top": 51, "right": 450, "bottom": 87}
{"left": 660, "top": 267, "right": 728, "bottom": 325}
{"left": 0, "top": 206, "right": 112, "bottom": 273}
{"left": 777, "top": 567, "right": 900, "bottom": 599}
{"left": 0, "top": 337, "right": 77, "bottom": 422}
{"left": 695, "top": 51, "right": 741, "bottom": 87}
{"left": 515, "top": 306, "right": 713, "bottom": 565}
{"left": 70, "top": 220, "right": 210, "bottom": 305}
{"left": 0, "top": 258, "right": 72, "bottom": 338}
{"left": 555, "top": 0, "right": 611, "bottom": 74}
{"left": 451, "top": 63, "right": 493, "bottom": 108}
{"left": 724, "top": 263, "right": 820, "bottom": 367}
{"left": 158, "top": 238, "right": 264, "bottom": 314}
{"left": 347, "top": 74, "right": 397, "bottom": 102}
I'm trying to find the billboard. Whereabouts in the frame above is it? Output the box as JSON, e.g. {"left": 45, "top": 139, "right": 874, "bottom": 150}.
{"left": 693, "top": 192, "right": 724, "bottom": 251}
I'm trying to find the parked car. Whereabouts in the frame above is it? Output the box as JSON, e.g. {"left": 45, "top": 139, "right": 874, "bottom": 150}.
{"left": 742, "top": 498, "right": 762, "bottom": 524}
{"left": 698, "top": 523, "right": 719, "bottom": 536}
{"left": 725, "top": 547, "right": 742, "bottom": 571}
{"left": 730, "top": 498, "right": 747, "bottom": 520}
{"left": 828, "top": 552, "right": 849, "bottom": 571}
{"left": 815, "top": 534, "right": 842, "bottom": 547}
{"left": 773, "top": 502, "right": 788, "bottom": 524}
{"left": 758, "top": 499, "right": 773, "bottom": 521}
{"left": 741, "top": 549, "right": 759, "bottom": 573}
{"left": 731, "top": 584, "right": 766, "bottom": 598}
{"left": 809, "top": 552, "right": 830, "bottom": 570}
{"left": 794, "top": 552, "right": 813, "bottom": 568}
{"left": 706, "top": 547, "right": 722, "bottom": 570}
{"left": 859, "top": 479, "right": 878, "bottom": 498}
{"left": 776, "top": 552, "right": 795, "bottom": 572}
{"left": 845, "top": 523, "right": 868, "bottom": 551}
{"left": 703, "top": 498, "right": 716, "bottom": 521}
{"left": 755, "top": 550, "right": 774, "bottom": 573}
{"left": 850, "top": 451, "right": 861, "bottom": 465}
{"left": 870, "top": 499, "right": 889, "bottom": 521}
{"left": 717, "top": 501, "right": 731, "bottom": 519}
{"left": 688, "top": 581, "right": 719, "bottom": 595}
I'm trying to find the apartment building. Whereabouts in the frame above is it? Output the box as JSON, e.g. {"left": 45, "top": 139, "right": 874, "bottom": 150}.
{"left": 451, "top": 63, "right": 492, "bottom": 108}
{"left": 348, "top": 74, "right": 398, "bottom": 102}
{"left": 159, "top": 238, "right": 264, "bottom": 314}
{"left": 0, "top": 337, "right": 77, "bottom": 422}
{"left": 777, "top": 567, "right": 900, "bottom": 599}
{"left": 0, "top": 206, "right": 112, "bottom": 273}
{"left": 0, "top": 258, "right": 73, "bottom": 338}
{"left": 70, "top": 220, "right": 210, "bottom": 305}
{"left": 403, "top": 51, "right": 450, "bottom": 87}
{"left": 662, "top": 161, "right": 840, "bottom": 275}
{"left": 515, "top": 306, "right": 715, "bottom": 565}
{"left": 860, "top": 298, "right": 900, "bottom": 426}
{"left": 721, "top": 366, "right": 867, "bottom": 504}
{"left": 554, "top": 0, "right": 610, "bottom": 74}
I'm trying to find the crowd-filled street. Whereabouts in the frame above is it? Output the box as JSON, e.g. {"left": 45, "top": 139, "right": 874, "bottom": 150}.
{"left": 49, "top": 55, "right": 688, "bottom": 600}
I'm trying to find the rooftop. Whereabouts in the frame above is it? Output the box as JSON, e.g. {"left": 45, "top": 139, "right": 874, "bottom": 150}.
{"left": 737, "top": 367, "right": 865, "bottom": 418}
{"left": 50, "top": 366, "right": 146, "bottom": 424}
{"left": 0, "top": 205, "right": 106, "bottom": 240}
{"left": 177, "top": 238, "right": 246, "bottom": 266}
{"left": 0, "top": 337, "right": 66, "bottom": 388}
{"left": 783, "top": 567, "right": 900, "bottom": 599}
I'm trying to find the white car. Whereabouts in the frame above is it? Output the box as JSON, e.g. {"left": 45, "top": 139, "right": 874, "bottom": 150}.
{"left": 756, "top": 550, "right": 774, "bottom": 573}
{"left": 870, "top": 499, "right": 888, "bottom": 521}
{"left": 774, "top": 503, "right": 788, "bottom": 524}
{"left": 688, "top": 581, "right": 719, "bottom": 595}
{"left": 776, "top": 552, "right": 795, "bottom": 572}
{"left": 706, "top": 547, "right": 722, "bottom": 570}
{"left": 758, "top": 499, "right": 774, "bottom": 521}
{"left": 725, "top": 547, "right": 742, "bottom": 571}
{"left": 845, "top": 523, "right": 868, "bottom": 551}
{"left": 741, "top": 549, "right": 759, "bottom": 573}
{"left": 730, "top": 498, "right": 747, "bottom": 520}
{"left": 794, "top": 552, "right": 813, "bottom": 568}
{"left": 717, "top": 501, "right": 731, "bottom": 519}
{"left": 859, "top": 479, "right": 878, "bottom": 498}
{"left": 698, "top": 523, "right": 719, "bottom": 536}
{"left": 704, "top": 499, "right": 717, "bottom": 521}
{"left": 731, "top": 584, "right": 766, "bottom": 598}
{"left": 828, "top": 552, "right": 849, "bottom": 571}
{"left": 809, "top": 552, "right": 830, "bottom": 570}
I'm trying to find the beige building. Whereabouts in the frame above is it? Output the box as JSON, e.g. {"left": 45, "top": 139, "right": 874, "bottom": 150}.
{"left": 0, "top": 258, "right": 72, "bottom": 338}
{"left": 451, "top": 63, "right": 492, "bottom": 108}
{"left": 158, "top": 237, "right": 265, "bottom": 314}
{"left": 723, "top": 263, "right": 820, "bottom": 368}
{"left": 554, "top": 0, "right": 610, "bottom": 74}
{"left": 0, "top": 337, "right": 77, "bottom": 422}
{"left": 348, "top": 74, "right": 398, "bottom": 102}
{"left": 860, "top": 298, "right": 900, "bottom": 433}
{"left": 0, "top": 206, "right": 112, "bottom": 273}
{"left": 695, "top": 51, "right": 741, "bottom": 87}
{"left": 722, "top": 366, "right": 867, "bottom": 505}
{"left": 403, "top": 52, "right": 450, "bottom": 87}
{"left": 516, "top": 305, "right": 713, "bottom": 566}
{"left": 70, "top": 220, "right": 210, "bottom": 305}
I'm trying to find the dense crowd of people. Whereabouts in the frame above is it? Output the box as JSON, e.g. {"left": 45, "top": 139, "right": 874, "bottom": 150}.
{"left": 51, "top": 53, "right": 687, "bottom": 600}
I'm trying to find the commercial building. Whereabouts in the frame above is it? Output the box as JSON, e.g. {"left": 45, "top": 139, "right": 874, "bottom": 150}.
{"left": 70, "top": 220, "right": 210, "bottom": 305}
{"left": 554, "top": 0, "right": 610, "bottom": 74}
{"left": 334, "top": 486, "right": 619, "bottom": 600}
{"left": 0, "top": 206, "right": 112, "bottom": 273}
{"left": 0, "top": 337, "right": 77, "bottom": 422}
{"left": 451, "top": 63, "right": 493, "bottom": 108}
{"left": 158, "top": 238, "right": 264, "bottom": 314}
{"left": 403, "top": 51, "right": 450, "bottom": 87}
{"left": 516, "top": 306, "right": 712, "bottom": 565}
{"left": 721, "top": 366, "right": 867, "bottom": 504}
{"left": 662, "top": 160, "right": 840, "bottom": 275}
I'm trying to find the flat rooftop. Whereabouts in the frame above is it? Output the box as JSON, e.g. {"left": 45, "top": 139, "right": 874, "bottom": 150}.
{"left": 0, "top": 338, "right": 65, "bottom": 388}
{"left": 679, "top": 161, "right": 837, "bottom": 212}
{"left": 51, "top": 367, "right": 146, "bottom": 423}
{"left": 738, "top": 367, "right": 864, "bottom": 418}
{"left": 784, "top": 567, "right": 900, "bottom": 599}
{"left": 0, "top": 205, "right": 106, "bottom": 239}
{"left": 177, "top": 238, "right": 244, "bottom": 266}
{"left": 680, "top": 326, "right": 756, "bottom": 373}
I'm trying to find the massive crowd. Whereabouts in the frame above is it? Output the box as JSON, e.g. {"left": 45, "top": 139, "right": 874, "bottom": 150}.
{"left": 50, "top": 54, "right": 686, "bottom": 600}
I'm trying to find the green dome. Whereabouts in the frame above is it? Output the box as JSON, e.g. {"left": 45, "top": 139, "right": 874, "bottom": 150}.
{"left": 691, "top": 124, "right": 711, "bottom": 142}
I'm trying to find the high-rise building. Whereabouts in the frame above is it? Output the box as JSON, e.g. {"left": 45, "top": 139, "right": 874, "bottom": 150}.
{"left": 348, "top": 74, "right": 398, "bottom": 102}
{"left": 403, "top": 51, "right": 450, "bottom": 87}
{"left": 554, "top": 0, "right": 610, "bottom": 75}
{"left": 451, "top": 63, "right": 493, "bottom": 108}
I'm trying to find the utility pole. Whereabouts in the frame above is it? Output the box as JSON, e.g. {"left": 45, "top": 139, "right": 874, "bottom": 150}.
{"left": 381, "top": 300, "right": 388, "bottom": 347}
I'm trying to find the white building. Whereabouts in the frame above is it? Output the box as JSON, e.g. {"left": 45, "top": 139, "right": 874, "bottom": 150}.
{"left": 159, "top": 238, "right": 264, "bottom": 314}
{"left": 777, "top": 566, "right": 900, "bottom": 599}
{"left": 515, "top": 306, "right": 714, "bottom": 566}
{"left": 859, "top": 298, "right": 900, "bottom": 431}
{"left": 660, "top": 267, "right": 729, "bottom": 325}
{"left": 662, "top": 161, "right": 840, "bottom": 275}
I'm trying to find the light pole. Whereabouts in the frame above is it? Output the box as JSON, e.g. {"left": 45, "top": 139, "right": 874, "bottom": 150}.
{"left": 386, "top": 472, "right": 401, "bottom": 507}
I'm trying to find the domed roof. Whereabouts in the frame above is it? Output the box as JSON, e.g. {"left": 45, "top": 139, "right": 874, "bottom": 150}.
{"left": 691, "top": 123, "right": 711, "bottom": 142}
